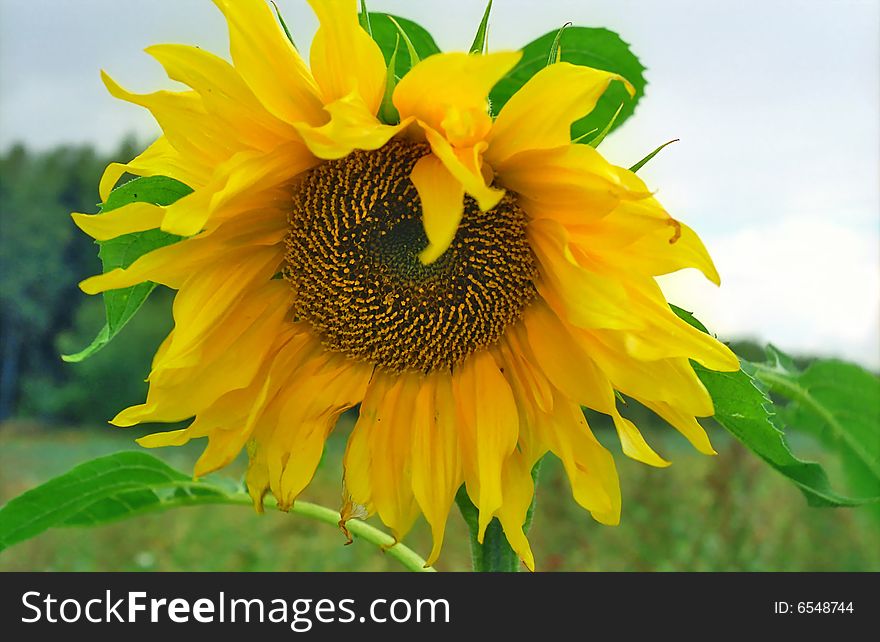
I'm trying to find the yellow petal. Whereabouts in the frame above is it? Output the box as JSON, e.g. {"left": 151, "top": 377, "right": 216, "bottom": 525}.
{"left": 137, "top": 429, "right": 190, "bottom": 448}
{"left": 393, "top": 52, "right": 520, "bottom": 214}
{"left": 212, "top": 0, "right": 325, "bottom": 126}
{"left": 641, "top": 399, "right": 717, "bottom": 456}
{"left": 394, "top": 52, "right": 521, "bottom": 146}
{"left": 160, "top": 142, "right": 317, "bottom": 237}
{"left": 494, "top": 330, "right": 554, "bottom": 419}
{"left": 579, "top": 329, "right": 716, "bottom": 417}
{"left": 79, "top": 208, "right": 287, "bottom": 294}
{"left": 541, "top": 395, "right": 621, "bottom": 525}
{"left": 175, "top": 343, "right": 292, "bottom": 479}
{"left": 150, "top": 249, "right": 283, "bottom": 374}
{"left": 99, "top": 137, "right": 208, "bottom": 202}
{"left": 411, "top": 372, "right": 462, "bottom": 566}
{"left": 112, "top": 282, "right": 292, "bottom": 426}
{"left": 409, "top": 154, "right": 464, "bottom": 264}
{"left": 307, "top": 0, "right": 387, "bottom": 114}
{"left": 367, "top": 372, "right": 422, "bottom": 540}
{"left": 293, "top": 91, "right": 411, "bottom": 160}
{"left": 453, "top": 350, "right": 519, "bottom": 541}
{"left": 528, "top": 218, "right": 637, "bottom": 330}
{"left": 495, "top": 452, "right": 536, "bottom": 571}
{"left": 72, "top": 201, "right": 166, "bottom": 242}
{"left": 102, "top": 71, "right": 234, "bottom": 167}
{"left": 621, "top": 279, "right": 740, "bottom": 372}
{"left": 495, "top": 144, "right": 631, "bottom": 223}
{"left": 521, "top": 301, "right": 601, "bottom": 405}
{"left": 579, "top": 168, "right": 721, "bottom": 284}
{"left": 487, "top": 62, "right": 632, "bottom": 165}
{"left": 271, "top": 355, "right": 373, "bottom": 508}
{"left": 246, "top": 329, "right": 325, "bottom": 508}
{"left": 422, "top": 128, "right": 503, "bottom": 212}
{"left": 625, "top": 221, "right": 720, "bottom": 284}
{"left": 343, "top": 371, "right": 391, "bottom": 508}
{"left": 145, "top": 43, "right": 296, "bottom": 149}
{"left": 611, "top": 409, "right": 671, "bottom": 468}
{"left": 521, "top": 302, "right": 669, "bottom": 467}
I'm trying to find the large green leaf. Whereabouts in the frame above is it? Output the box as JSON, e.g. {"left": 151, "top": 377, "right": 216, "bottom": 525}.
{"left": 0, "top": 452, "right": 433, "bottom": 571}
{"left": 697, "top": 363, "right": 863, "bottom": 507}
{"left": 753, "top": 347, "right": 880, "bottom": 518}
{"left": 671, "top": 306, "right": 875, "bottom": 507}
{"left": 0, "top": 451, "right": 238, "bottom": 552}
{"left": 367, "top": 13, "right": 441, "bottom": 78}
{"left": 63, "top": 176, "right": 191, "bottom": 362}
{"left": 490, "top": 27, "right": 647, "bottom": 139}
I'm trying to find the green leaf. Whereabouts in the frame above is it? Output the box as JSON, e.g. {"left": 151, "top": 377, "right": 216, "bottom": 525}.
{"left": 490, "top": 27, "right": 646, "bottom": 138}
{"left": 0, "top": 452, "right": 434, "bottom": 571}
{"left": 0, "top": 452, "right": 239, "bottom": 552}
{"left": 753, "top": 347, "right": 880, "bottom": 513}
{"left": 469, "top": 0, "right": 493, "bottom": 55}
{"left": 367, "top": 13, "right": 440, "bottom": 78}
{"left": 629, "top": 138, "right": 679, "bottom": 173}
{"left": 698, "top": 364, "right": 865, "bottom": 507}
{"left": 671, "top": 306, "right": 875, "bottom": 507}
{"left": 63, "top": 176, "right": 191, "bottom": 362}
{"left": 358, "top": 0, "right": 372, "bottom": 37}
{"left": 669, "top": 303, "right": 708, "bottom": 333}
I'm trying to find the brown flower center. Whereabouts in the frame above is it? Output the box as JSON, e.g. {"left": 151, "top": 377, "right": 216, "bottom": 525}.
{"left": 283, "top": 139, "right": 537, "bottom": 373}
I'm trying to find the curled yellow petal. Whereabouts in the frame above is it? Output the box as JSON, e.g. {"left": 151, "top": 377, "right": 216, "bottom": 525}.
{"left": 293, "top": 92, "right": 411, "bottom": 160}
{"left": 488, "top": 62, "right": 633, "bottom": 166}
{"left": 307, "top": 0, "right": 387, "bottom": 114}
{"left": 99, "top": 137, "right": 207, "bottom": 202}
{"left": 422, "top": 128, "right": 503, "bottom": 212}
{"left": 394, "top": 51, "right": 521, "bottom": 146}
{"left": 72, "top": 202, "right": 166, "bottom": 242}
{"left": 212, "top": 0, "right": 324, "bottom": 126}
{"left": 410, "top": 154, "right": 464, "bottom": 264}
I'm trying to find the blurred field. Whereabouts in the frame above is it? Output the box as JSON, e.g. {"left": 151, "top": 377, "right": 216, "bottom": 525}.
{"left": 2, "top": 420, "right": 877, "bottom": 572}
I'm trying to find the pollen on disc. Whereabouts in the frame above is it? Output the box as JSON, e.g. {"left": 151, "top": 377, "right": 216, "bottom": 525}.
{"left": 283, "top": 139, "right": 538, "bottom": 373}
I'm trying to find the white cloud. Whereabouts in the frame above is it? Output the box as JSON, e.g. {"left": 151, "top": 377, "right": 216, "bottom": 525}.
{"left": 660, "top": 216, "right": 880, "bottom": 368}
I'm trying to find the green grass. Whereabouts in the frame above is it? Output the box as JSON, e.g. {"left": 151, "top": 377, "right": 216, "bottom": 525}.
{"left": 1, "top": 420, "right": 877, "bottom": 572}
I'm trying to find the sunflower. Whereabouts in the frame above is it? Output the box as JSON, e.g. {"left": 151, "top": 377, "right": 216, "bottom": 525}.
{"left": 73, "top": 0, "right": 739, "bottom": 570}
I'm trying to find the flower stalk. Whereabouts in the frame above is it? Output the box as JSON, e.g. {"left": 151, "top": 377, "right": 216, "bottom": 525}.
{"left": 230, "top": 495, "right": 434, "bottom": 573}
{"left": 455, "top": 459, "right": 543, "bottom": 572}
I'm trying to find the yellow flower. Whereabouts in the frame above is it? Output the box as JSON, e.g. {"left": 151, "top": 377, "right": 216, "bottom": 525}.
{"left": 73, "top": 0, "right": 739, "bottom": 570}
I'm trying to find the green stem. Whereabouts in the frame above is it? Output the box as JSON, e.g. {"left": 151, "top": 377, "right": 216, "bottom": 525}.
{"left": 289, "top": 501, "right": 435, "bottom": 573}
{"left": 167, "top": 493, "right": 434, "bottom": 573}
{"left": 454, "top": 458, "right": 543, "bottom": 572}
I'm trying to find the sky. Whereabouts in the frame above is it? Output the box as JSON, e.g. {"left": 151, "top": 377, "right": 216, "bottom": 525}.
{"left": 1, "top": 0, "right": 878, "bottom": 367}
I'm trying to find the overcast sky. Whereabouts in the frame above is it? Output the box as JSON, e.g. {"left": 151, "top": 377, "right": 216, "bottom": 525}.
{"left": 1, "top": 0, "right": 878, "bottom": 367}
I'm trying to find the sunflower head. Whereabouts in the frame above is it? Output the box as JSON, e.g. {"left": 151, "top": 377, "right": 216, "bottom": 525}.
{"left": 73, "top": 0, "right": 739, "bottom": 570}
